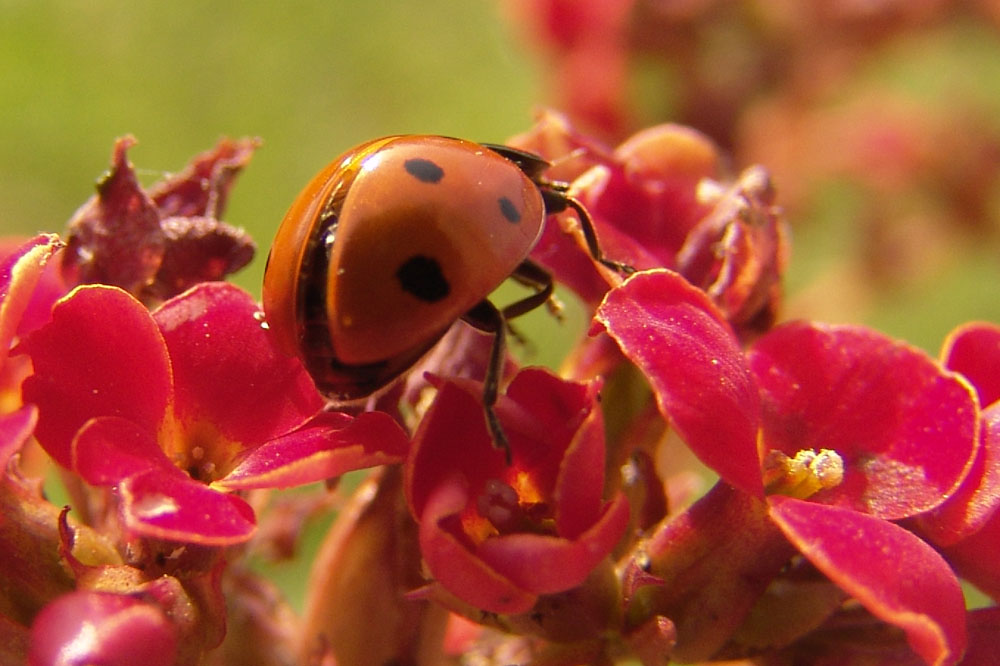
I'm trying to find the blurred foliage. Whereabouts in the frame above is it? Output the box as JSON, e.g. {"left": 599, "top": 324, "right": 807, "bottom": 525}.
{"left": 0, "top": 0, "right": 539, "bottom": 290}
{"left": 778, "top": 18, "right": 1000, "bottom": 351}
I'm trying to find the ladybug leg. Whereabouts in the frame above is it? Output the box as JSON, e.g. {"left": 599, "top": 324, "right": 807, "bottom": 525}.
{"left": 539, "top": 190, "right": 636, "bottom": 275}
{"left": 463, "top": 299, "right": 512, "bottom": 464}
{"left": 462, "top": 262, "right": 559, "bottom": 464}
{"left": 504, "top": 259, "right": 561, "bottom": 351}
{"left": 506, "top": 259, "right": 563, "bottom": 321}
{"left": 566, "top": 196, "right": 636, "bottom": 274}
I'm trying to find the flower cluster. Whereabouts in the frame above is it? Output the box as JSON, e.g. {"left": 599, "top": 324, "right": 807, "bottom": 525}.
{"left": 1, "top": 111, "right": 997, "bottom": 666}
{"left": 505, "top": 0, "right": 1000, "bottom": 320}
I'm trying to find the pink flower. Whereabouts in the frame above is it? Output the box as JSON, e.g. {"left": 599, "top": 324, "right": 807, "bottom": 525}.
{"left": 512, "top": 112, "right": 787, "bottom": 338}
{"left": 595, "top": 269, "right": 973, "bottom": 664}
{"left": 920, "top": 322, "right": 1000, "bottom": 600}
{"left": 404, "top": 368, "right": 629, "bottom": 617}
{"left": 22, "top": 282, "right": 408, "bottom": 545}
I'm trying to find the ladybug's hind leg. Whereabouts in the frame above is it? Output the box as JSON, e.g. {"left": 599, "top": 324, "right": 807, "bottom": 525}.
{"left": 463, "top": 299, "right": 511, "bottom": 464}
{"left": 461, "top": 260, "right": 557, "bottom": 464}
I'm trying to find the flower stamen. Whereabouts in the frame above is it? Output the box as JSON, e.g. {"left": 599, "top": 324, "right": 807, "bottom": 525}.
{"left": 762, "top": 448, "right": 845, "bottom": 499}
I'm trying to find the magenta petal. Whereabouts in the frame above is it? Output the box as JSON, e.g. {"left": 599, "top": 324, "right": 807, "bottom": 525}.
{"left": 942, "top": 322, "right": 1000, "bottom": 408}
{"left": 22, "top": 285, "right": 172, "bottom": 468}
{"left": 964, "top": 608, "right": 1000, "bottom": 666}
{"left": 594, "top": 269, "right": 763, "bottom": 496}
{"left": 405, "top": 378, "right": 507, "bottom": 517}
{"left": 0, "top": 234, "right": 62, "bottom": 360}
{"left": 119, "top": 468, "right": 255, "bottom": 545}
{"left": 418, "top": 477, "right": 538, "bottom": 615}
{"left": 941, "top": 508, "right": 1000, "bottom": 600}
{"left": 478, "top": 493, "right": 629, "bottom": 595}
{"left": 502, "top": 368, "right": 599, "bottom": 499}
{"left": 554, "top": 405, "right": 607, "bottom": 539}
{"left": 0, "top": 405, "right": 37, "bottom": 470}
{"left": 769, "top": 496, "right": 967, "bottom": 666}
{"left": 29, "top": 591, "right": 177, "bottom": 666}
{"left": 916, "top": 402, "right": 1000, "bottom": 545}
{"left": 153, "top": 282, "right": 322, "bottom": 444}
{"left": 71, "top": 416, "right": 179, "bottom": 486}
{"left": 216, "top": 411, "right": 409, "bottom": 490}
{"left": 751, "top": 322, "right": 978, "bottom": 519}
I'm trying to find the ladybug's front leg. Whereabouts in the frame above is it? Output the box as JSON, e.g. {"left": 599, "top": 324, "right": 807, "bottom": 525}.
{"left": 540, "top": 189, "right": 636, "bottom": 276}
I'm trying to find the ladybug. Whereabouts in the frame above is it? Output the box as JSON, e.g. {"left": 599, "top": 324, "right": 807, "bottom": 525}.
{"left": 263, "top": 135, "right": 630, "bottom": 455}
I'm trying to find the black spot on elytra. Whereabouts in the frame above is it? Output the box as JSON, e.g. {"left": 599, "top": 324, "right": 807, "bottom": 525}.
{"left": 498, "top": 196, "right": 521, "bottom": 223}
{"left": 404, "top": 158, "right": 444, "bottom": 183}
{"left": 396, "top": 255, "right": 450, "bottom": 302}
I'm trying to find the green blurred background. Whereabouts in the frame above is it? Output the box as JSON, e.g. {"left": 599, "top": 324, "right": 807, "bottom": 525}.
{"left": 0, "top": 1, "right": 539, "bottom": 286}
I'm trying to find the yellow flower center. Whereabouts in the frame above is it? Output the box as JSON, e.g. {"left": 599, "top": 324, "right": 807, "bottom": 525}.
{"left": 762, "top": 448, "right": 845, "bottom": 499}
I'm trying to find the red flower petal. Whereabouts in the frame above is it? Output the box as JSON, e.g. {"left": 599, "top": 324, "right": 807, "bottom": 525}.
{"left": 916, "top": 402, "right": 1000, "bottom": 545}
{"left": 942, "top": 322, "right": 1000, "bottom": 408}
{"left": 602, "top": 124, "right": 720, "bottom": 265}
{"left": 751, "top": 323, "right": 978, "bottom": 519}
{"left": 405, "top": 378, "right": 508, "bottom": 517}
{"left": 407, "top": 370, "right": 602, "bottom": 519}
{"left": 554, "top": 403, "right": 607, "bottom": 539}
{"left": 153, "top": 282, "right": 323, "bottom": 444}
{"left": 71, "top": 416, "right": 179, "bottom": 486}
{"left": 119, "top": 468, "right": 255, "bottom": 545}
{"left": 0, "top": 405, "right": 37, "bottom": 470}
{"left": 964, "top": 608, "right": 1000, "bottom": 666}
{"left": 594, "top": 269, "right": 763, "bottom": 496}
{"left": 769, "top": 496, "right": 967, "bottom": 666}
{"left": 22, "top": 285, "right": 172, "bottom": 468}
{"left": 216, "top": 411, "right": 409, "bottom": 490}
{"left": 417, "top": 477, "right": 538, "bottom": 615}
{"left": 0, "top": 234, "right": 62, "bottom": 358}
{"left": 501, "top": 368, "right": 599, "bottom": 501}
{"left": 941, "top": 508, "right": 1000, "bottom": 600}
{"left": 528, "top": 208, "right": 619, "bottom": 306}
{"left": 477, "top": 492, "right": 629, "bottom": 596}
{"left": 29, "top": 591, "right": 177, "bottom": 666}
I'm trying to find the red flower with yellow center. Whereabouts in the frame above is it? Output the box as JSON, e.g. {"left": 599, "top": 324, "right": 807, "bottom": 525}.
{"left": 22, "top": 282, "right": 408, "bottom": 545}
